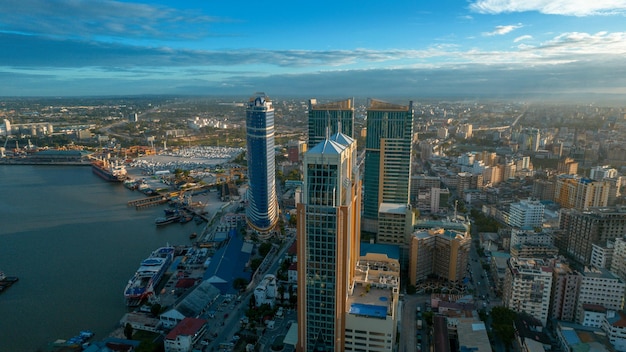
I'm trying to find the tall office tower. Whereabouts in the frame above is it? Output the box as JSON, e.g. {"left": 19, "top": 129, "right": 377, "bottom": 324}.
{"left": 508, "top": 199, "right": 545, "bottom": 229}
{"left": 555, "top": 175, "right": 611, "bottom": 210}
{"left": 558, "top": 207, "right": 626, "bottom": 265}
{"left": 245, "top": 93, "right": 279, "bottom": 233}
{"left": 307, "top": 98, "right": 354, "bottom": 147}
{"left": 362, "top": 99, "right": 414, "bottom": 233}
{"left": 503, "top": 257, "right": 554, "bottom": 326}
{"left": 296, "top": 131, "right": 361, "bottom": 351}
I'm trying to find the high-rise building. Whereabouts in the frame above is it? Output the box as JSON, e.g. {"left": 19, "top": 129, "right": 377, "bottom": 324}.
{"left": 296, "top": 131, "right": 361, "bottom": 351}
{"left": 307, "top": 98, "right": 354, "bottom": 148}
{"left": 576, "top": 267, "right": 625, "bottom": 323}
{"left": 503, "top": 257, "right": 554, "bottom": 325}
{"left": 558, "top": 207, "right": 626, "bottom": 265}
{"left": 508, "top": 199, "right": 545, "bottom": 229}
{"left": 245, "top": 93, "right": 279, "bottom": 233}
{"left": 557, "top": 157, "right": 578, "bottom": 175}
{"left": 550, "top": 262, "right": 580, "bottom": 322}
{"left": 610, "top": 237, "right": 626, "bottom": 283}
{"left": 408, "top": 228, "right": 471, "bottom": 286}
{"left": 555, "top": 175, "right": 611, "bottom": 210}
{"left": 362, "top": 99, "right": 414, "bottom": 232}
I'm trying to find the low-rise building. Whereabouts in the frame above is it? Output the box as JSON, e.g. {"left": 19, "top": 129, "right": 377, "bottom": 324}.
{"left": 344, "top": 252, "right": 400, "bottom": 352}
{"left": 164, "top": 317, "right": 207, "bottom": 352}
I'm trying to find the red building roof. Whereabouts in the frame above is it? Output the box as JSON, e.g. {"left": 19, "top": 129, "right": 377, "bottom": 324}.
{"left": 165, "top": 317, "right": 207, "bottom": 340}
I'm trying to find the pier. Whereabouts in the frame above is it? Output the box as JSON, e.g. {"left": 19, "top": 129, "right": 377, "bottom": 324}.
{"left": 127, "top": 195, "right": 168, "bottom": 209}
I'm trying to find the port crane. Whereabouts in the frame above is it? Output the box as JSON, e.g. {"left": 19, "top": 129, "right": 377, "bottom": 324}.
{"left": 1, "top": 135, "right": 12, "bottom": 157}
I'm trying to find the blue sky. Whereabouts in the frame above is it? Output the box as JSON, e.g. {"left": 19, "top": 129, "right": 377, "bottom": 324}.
{"left": 1, "top": 0, "right": 626, "bottom": 99}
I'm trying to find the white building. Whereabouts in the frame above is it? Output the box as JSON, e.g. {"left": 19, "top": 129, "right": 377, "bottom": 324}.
{"left": 591, "top": 240, "right": 615, "bottom": 270}
{"left": 254, "top": 274, "right": 277, "bottom": 308}
{"left": 510, "top": 228, "right": 553, "bottom": 248}
{"left": 611, "top": 237, "right": 626, "bottom": 283}
{"left": 508, "top": 199, "right": 544, "bottom": 229}
{"left": 590, "top": 166, "right": 618, "bottom": 181}
{"left": 603, "top": 310, "right": 626, "bottom": 351}
{"left": 503, "top": 258, "right": 553, "bottom": 325}
{"left": 344, "top": 252, "right": 400, "bottom": 352}
{"left": 164, "top": 317, "right": 207, "bottom": 352}
{"left": 576, "top": 266, "right": 626, "bottom": 323}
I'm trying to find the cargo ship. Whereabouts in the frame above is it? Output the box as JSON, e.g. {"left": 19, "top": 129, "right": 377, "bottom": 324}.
{"left": 124, "top": 246, "right": 174, "bottom": 306}
{"left": 91, "top": 158, "right": 127, "bottom": 182}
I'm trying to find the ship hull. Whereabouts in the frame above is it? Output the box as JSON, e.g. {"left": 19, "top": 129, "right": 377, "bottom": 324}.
{"left": 123, "top": 246, "right": 174, "bottom": 306}
{"left": 91, "top": 159, "right": 127, "bottom": 182}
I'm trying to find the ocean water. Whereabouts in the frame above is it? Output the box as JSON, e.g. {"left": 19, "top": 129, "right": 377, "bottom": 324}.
{"left": 0, "top": 165, "right": 204, "bottom": 352}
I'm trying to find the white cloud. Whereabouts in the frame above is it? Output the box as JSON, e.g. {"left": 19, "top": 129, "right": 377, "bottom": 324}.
{"left": 469, "top": 0, "right": 626, "bottom": 16}
{"left": 483, "top": 24, "right": 523, "bottom": 36}
{"left": 514, "top": 35, "right": 533, "bottom": 42}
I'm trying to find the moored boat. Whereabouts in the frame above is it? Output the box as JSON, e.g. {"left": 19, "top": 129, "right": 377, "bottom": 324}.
{"left": 123, "top": 246, "right": 174, "bottom": 306}
{"left": 155, "top": 214, "right": 181, "bottom": 226}
{"left": 92, "top": 158, "right": 127, "bottom": 182}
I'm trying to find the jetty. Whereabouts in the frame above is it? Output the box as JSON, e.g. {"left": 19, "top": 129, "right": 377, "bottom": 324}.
{"left": 128, "top": 195, "right": 168, "bottom": 209}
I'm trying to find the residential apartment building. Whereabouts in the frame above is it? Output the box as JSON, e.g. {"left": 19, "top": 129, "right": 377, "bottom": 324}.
{"left": 576, "top": 266, "right": 626, "bottom": 323}
{"left": 611, "top": 237, "right": 626, "bottom": 283}
{"left": 408, "top": 228, "right": 471, "bottom": 285}
{"left": 555, "top": 175, "right": 611, "bottom": 210}
{"left": 508, "top": 199, "right": 545, "bottom": 229}
{"left": 503, "top": 258, "right": 553, "bottom": 325}
{"left": 550, "top": 262, "right": 580, "bottom": 322}
{"left": 559, "top": 206, "right": 626, "bottom": 265}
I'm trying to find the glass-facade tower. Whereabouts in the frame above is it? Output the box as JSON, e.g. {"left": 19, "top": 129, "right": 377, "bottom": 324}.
{"left": 362, "top": 99, "right": 414, "bottom": 222}
{"left": 307, "top": 98, "right": 355, "bottom": 147}
{"left": 245, "top": 92, "right": 279, "bottom": 232}
{"left": 297, "top": 132, "right": 361, "bottom": 351}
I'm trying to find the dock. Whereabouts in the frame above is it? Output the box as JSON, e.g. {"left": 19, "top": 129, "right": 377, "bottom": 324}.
{"left": 128, "top": 195, "right": 168, "bottom": 209}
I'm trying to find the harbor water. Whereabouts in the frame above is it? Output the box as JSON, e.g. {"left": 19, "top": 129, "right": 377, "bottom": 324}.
{"left": 0, "top": 165, "right": 206, "bottom": 352}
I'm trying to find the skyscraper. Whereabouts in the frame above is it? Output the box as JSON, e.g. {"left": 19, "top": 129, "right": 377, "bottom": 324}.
{"left": 362, "top": 99, "right": 414, "bottom": 233}
{"left": 307, "top": 98, "right": 354, "bottom": 147}
{"left": 297, "top": 131, "right": 360, "bottom": 351}
{"left": 245, "top": 93, "right": 279, "bottom": 233}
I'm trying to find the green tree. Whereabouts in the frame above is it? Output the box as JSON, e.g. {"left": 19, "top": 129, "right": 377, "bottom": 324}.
{"left": 150, "top": 303, "right": 162, "bottom": 317}
{"left": 259, "top": 242, "right": 273, "bottom": 256}
{"left": 490, "top": 306, "right": 517, "bottom": 348}
{"left": 124, "top": 323, "right": 134, "bottom": 340}
{"left": 233, "top": 277, "right": 249, "bottom": 291}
